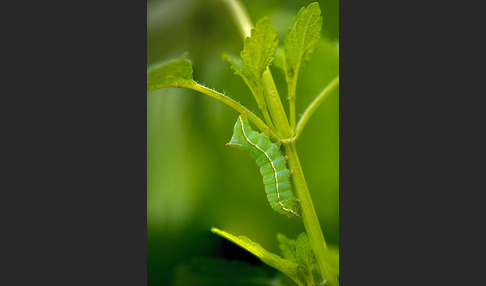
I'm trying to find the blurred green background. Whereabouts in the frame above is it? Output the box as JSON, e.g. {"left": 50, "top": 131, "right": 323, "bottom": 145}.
{"left": 147, "top": 0, "right": 338, "bottom": 284}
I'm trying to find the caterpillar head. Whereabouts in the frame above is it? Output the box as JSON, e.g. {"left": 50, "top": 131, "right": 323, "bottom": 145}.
{"left": 226, "top": 115, "right": 252, "bottom": 150}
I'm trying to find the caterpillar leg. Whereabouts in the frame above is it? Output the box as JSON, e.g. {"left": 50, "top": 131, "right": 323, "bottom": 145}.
{"left": 278, "top": 201, "right": 301, "bottom": 217}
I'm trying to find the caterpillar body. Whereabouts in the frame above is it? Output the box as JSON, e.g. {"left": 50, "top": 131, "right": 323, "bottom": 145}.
{"left": 226, "top": 114, "right": 301, "bottom": 217}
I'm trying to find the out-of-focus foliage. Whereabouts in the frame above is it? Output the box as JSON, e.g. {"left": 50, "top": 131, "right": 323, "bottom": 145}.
{"left": 147, "top": 0, "right": 338, "bottom": 285}
{"left": 172, "top": 257, "right": 270, "bottom": 286}
{"left": 172, "top": 257, "right": 280, "bottom": 286}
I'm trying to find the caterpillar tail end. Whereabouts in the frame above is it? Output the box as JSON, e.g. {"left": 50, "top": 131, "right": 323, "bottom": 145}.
{"left": 226, "top": 142, "right": 244, "bottom": 149}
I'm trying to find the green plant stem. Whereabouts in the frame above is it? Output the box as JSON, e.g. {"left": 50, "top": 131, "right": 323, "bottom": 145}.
{"left": 259, "top": 98, "right": 276, "bottom": 132}
{"left": 295, "top": 76, "right": 339, "bottom": 140}
{"left": 260, "top": 104, "right": 276, "bottom": 132}
{"left": 303, "top": 270, "right": 315, "bottom": 286}
{"left": 250, "top": 83, "right": 276, "bottom": 131}
{"left": 224, "top": 1, "right": 338, "bottom": 285}
{"left": 223, "top": 0, "right": 252, "bottom": 39}
{"left": 283, "top": 143, "right": 338, "bottom": 286}
{"left": 289, "top": 83, "right": 297, "bottom": 133}
{"left": 262, "top": 69, "right": 292, "bottom": 138}
{"left": 189, "top": 83, "right": 279, "bottom": 140}
{"left": 287, "top": 68, "right": 299, "bottom": 134}
{"left": 280, "top": 49, "right": 298, "bottom": 134}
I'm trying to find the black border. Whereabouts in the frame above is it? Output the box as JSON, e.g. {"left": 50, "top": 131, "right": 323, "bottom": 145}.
{"left": 341, "top": 0, "right": 483, "bottom": 284}
{"left": 3, "top": 1, "right": 147, "bottom": 284}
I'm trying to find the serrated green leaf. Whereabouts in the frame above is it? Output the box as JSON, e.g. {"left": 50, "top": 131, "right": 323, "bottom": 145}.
{"left": 295, "top": 233, "right": 315, "bottom": 276}
{"left": 147, "top": 57, "right": 195, "bottom": 92}
{"left": 277, "top": 233, "right": 296, "bottom": 263}
{"left": 279, "top": 233, "right": 317, "bottom": 285}
{"left": 211, "top": 227, "right": 302, "bottom": 286}
{"left": 284, "top": 2, "right": 322, "bottom": 78}
{"left": 241, "top": 17, "right": 279, "bottom": 88}
{"left": 222, "top": 18, "right": 278, "bottom": 128}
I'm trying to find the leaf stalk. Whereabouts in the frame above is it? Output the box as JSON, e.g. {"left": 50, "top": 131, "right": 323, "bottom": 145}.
{"left": 190, "top": 83, "right": 279, "bottom": 140}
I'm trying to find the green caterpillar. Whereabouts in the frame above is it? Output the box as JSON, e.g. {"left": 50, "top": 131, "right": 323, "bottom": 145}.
{"left": 226, "top": 114, "right": 300, "bottom": 217}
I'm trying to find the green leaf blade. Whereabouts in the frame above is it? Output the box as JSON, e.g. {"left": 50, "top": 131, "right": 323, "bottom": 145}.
{"left": 225, "top": 17, "right": 279, "bottom": 130}
{"left": 147, "top": 57, "right": 195, "bottom": 92}
{"left": 277, "top": 233, "right": 297, "bottom": 263}
{"left": 284, "top": 2, "right": 323, "bottom": 77}
{"left": 211, "top": 227, "right": 303, "bottom": 286}
{"left": 278, "top": 233, "right": 318, "bottom": 286}
{"left": 240, "top": 17, "right": 279, "bottom": 89}
{"left": 295, "top": 233, "right": 316, "bottom": 284}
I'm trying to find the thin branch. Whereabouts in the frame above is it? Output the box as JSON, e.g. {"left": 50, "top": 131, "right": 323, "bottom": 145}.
{"left": 295, "top": 76, "right": 339, "bottom": 139}
{"left": 289, "top": 71, "right": 299, "bottom": 133}
{"left": 189, "top": 83, "right": 279, "bottom": 140}
{"left": 222, "top": 0, "right": 252, "bottom": 38}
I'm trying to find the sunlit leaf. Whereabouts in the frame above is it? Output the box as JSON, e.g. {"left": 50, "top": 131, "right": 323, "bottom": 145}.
{"left": 211, "top": 227, "right": 302, "bottom": 285}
